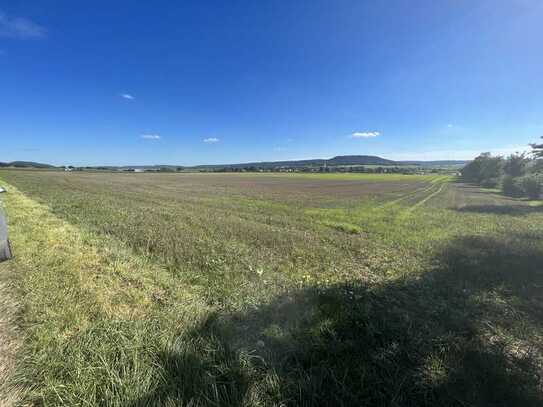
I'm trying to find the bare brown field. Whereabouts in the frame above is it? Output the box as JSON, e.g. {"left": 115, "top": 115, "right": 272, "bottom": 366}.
{"left": 5, "top": 171, "right": 434, "bottom": 208}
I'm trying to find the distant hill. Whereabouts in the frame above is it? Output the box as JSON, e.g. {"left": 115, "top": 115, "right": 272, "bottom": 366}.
{"left": 328, "top": 155, "right": 396, "bottom": 165}
{"left": 0, "top": 161, "right": 56, "bottom": 169}
{"left": 0, "top": 156, "right": 468, "bottom": 171}
{"left": 192, "top": 155, "right": 397, "bottom": 170}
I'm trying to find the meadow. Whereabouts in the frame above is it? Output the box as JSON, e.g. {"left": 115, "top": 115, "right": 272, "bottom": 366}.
{"left": 0, "top": 170, "right": 542, "bottom": 406}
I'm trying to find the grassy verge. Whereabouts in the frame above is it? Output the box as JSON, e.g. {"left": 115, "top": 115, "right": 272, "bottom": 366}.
{"left": 1, "top": 182, "right": 220, "bottom": 405}
{"left": 0, "top": 264, "right": 23, "bottom": 406}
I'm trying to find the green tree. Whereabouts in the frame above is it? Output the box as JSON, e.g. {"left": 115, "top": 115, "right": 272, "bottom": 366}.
{"left": 531, "top": 137, "right": 543, "bottom": 173}
{"left": 461, "top": 153, "right": 503, "bottom": 184}
{"left": 503, "top": 153, "right": 527, "bottom": 177}
{"left": 531, "top": 137, "right": 543, "bottom": 158}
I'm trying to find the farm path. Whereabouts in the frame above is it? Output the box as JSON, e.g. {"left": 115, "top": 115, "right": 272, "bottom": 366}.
{"left": 406, "top": 179, "right": 449, "bottom": 212}
{"left": 378, "top": 175, "right": 449, "bottom": 209}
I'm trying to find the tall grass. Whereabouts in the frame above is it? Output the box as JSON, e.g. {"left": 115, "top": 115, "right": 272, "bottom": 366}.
{"left": 0, "top": 269, "right": 23, "bottom": 406}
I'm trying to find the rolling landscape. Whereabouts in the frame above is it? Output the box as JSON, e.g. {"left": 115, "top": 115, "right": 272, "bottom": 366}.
{"left": 1, "top": 164, "right": 543, "bottom": 406}
{"left": 0, "top": 155, "right": 467, "bottom": 172}
{"left": 1, "top": 1, "right": 542, "bottom": 406}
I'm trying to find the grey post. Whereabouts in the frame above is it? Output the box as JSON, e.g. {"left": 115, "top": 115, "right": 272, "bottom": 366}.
{"left": 0, "top": 205, "right": 12, "bottom": 262}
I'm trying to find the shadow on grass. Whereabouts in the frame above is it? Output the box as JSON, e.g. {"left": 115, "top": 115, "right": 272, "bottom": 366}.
{"left": 132, "top": 234, "right": 543, "bottom": 406}
{"left": 131, "top": 315, "right": 251, "bottom": 407}
{"left": 457, "top": 204, "right": 543, "bottom": 216}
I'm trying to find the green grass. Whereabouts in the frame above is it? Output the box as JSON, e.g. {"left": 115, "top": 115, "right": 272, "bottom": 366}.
{"left": 1, "top": 170, "right": 542, "bottom": 406}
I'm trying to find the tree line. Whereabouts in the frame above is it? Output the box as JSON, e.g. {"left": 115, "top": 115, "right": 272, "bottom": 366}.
{"left": 461, "top": 137, "right": 543, "bottom": 199}
{"left": 207, "top": 165, "right": 451, "bottom": 174}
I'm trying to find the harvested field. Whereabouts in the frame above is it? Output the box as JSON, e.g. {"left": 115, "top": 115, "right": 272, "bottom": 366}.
{"left": 0, "top": 171, "right": 437, "bottom": 207}
{"left": 1, "top": 169, "right": 542, "bottom": 406}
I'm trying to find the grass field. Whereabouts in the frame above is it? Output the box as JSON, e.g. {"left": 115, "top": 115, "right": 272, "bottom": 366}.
{"left": 1, "top": 170, "right": 542, "bottom": 406}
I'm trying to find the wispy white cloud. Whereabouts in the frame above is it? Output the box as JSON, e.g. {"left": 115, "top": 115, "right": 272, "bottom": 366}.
{"left": 447, "top": 124, "right": 453, "bottom": 128}
{"left": 351, "top": 131, "right": 380, "bottom": 139}
{"left": 0, "top": 12, "right": 46, "bottom": 39}
{"left": 120, "top": 93, "right": 135, "bottom": 100}
{"left": 203, "top": 137, "right": 220, "bottom": 143}
{"left": 141, "top": 134, "right": 161, "bottom": 140}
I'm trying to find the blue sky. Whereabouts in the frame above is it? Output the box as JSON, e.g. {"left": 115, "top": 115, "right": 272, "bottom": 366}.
{"left": 1, "top": 0, "right": 542, "bottom": 166}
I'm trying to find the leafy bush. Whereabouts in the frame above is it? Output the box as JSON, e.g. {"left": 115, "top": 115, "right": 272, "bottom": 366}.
{"left": 481, "top": 178, "right": 499, "bottom": 188}
{"left": 520, "top": 175, "right": 542, "bottom": 199}
{"left": 480, "top": 156, "right": 503, "bottom": 182}
{"left": 461, "top": 158, "right": 484, "bottom": 182}
{"left": 530, "top": 159, "right": 543, "bottom": 174}
{"left": 503, "top": 154, "right": 527, "bottom": 177}
{"left": 502, "top": 175, "right": 542, "bottom": 199}
{"left": 501, "top": 176, "right": 523, "bottom": 197}
{"left": 461, "top": 146, "right": 543, "bottom": 200}
{"left": 461, "top": 153, "right": 503, "bottom": 184}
